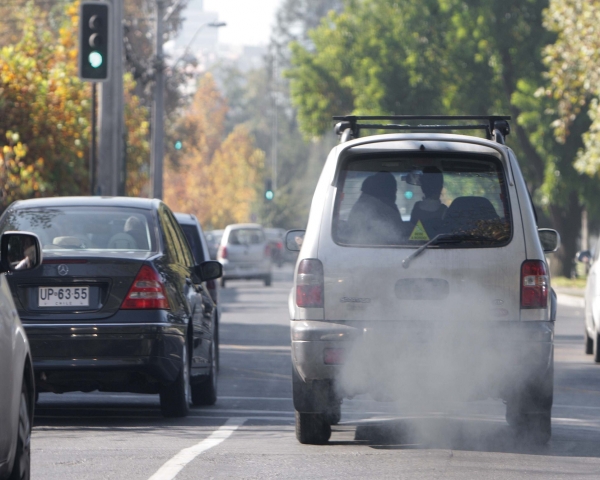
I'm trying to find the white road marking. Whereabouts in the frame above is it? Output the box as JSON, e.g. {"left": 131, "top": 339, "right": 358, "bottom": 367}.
{"left": 148, "top": 417, "right": 246, "bottom": 480}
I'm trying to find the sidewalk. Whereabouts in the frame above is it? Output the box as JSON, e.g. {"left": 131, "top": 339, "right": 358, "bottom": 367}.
{"left": 554, "top": 286, "right": 585, "bottom": 298}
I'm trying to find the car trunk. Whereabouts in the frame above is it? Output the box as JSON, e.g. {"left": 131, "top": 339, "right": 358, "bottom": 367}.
{"left": 7, "top": 251, "right": 154, "bottom": 321}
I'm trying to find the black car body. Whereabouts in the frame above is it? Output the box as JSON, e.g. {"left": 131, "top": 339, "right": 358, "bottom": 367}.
{"left": 0, "top": 197, "right": 221, "bottom": 417}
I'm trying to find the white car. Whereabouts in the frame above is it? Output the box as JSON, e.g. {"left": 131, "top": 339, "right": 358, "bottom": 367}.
{"left": 217, "top": 224, "right": 272, "bottom": 287}
{"left": 287, "top": 115, "right": 560, "bottom": 445}
{"left": 583, "top": 246, "right": 600, "bottom": 361}
{"left": 0, "top": 232, "right": 42, "bottom": 480}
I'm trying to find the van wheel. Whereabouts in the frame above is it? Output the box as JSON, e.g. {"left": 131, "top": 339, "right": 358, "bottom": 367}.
{"left": 192, "top": 343, "right": 218, "bottom": 406}
{"left": 264, "top": 274, "right": 272, "bottom": 287}
{"left": 9, "top": 380, "right": 31, "bottom": 480}
{"left": 295, "top": 411, "right": 331, "bottom": 444}
{"left": 160, "top": 343, "right": 191, "bottom": 417}
{"left": 585, "top": 328, "right": 594, "bottom": 355}
{"left": 593, "top": 330, "right": 600, "bottom": 363}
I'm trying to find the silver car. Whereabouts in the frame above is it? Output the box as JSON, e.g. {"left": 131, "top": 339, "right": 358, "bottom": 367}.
{"left": 0, "top": 232, "right": 42, "bottom": 480}
{"left": 287, "top": 115, "right": 560, "bottom": 445}
{"left": 218, "top": 224, "right": 272, "bottom": 287}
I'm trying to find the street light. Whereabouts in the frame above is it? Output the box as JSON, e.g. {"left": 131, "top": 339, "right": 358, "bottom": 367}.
{"left": 172, "top": 21, "right": 227, "bottom": 68}
{"left": 150, "top": 4, "right": 226, "bottom": 200}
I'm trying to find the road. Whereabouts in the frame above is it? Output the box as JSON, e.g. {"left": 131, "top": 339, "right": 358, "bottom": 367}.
{"left": 32, "top": 265, "right": 600, "bottom": 479}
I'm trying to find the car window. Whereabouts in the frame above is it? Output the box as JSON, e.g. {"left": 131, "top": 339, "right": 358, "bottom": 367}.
{"left": 0, "top": 206, "right": 157, "bottom": 252}
{"left": 159, "top": 206, "right": 183, "bottom": 264}
{"left": 165, "top": 209, "right": 194, "bottom": 267}
{"left": 333, "top": 154, "right": 512, "bottom": 247}
{"left": 228, "top": 228, "right": 265, "bottom": 245}
{"left": 180, "top": 224, "right": 206, "bottom": 265}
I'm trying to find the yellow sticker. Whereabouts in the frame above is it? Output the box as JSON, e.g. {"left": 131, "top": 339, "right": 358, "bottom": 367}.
{"left": 409, "top": 220, "right": 430, "bottom": 241}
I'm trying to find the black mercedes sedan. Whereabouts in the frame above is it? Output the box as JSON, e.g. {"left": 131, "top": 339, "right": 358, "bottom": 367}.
{"left": 0, "top": 197, "right": 222, "bottom": 417}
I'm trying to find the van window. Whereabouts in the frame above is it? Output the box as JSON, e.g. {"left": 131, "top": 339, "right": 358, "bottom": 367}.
{"left": 333, "top": 154, "right": 512, "bottom": 247}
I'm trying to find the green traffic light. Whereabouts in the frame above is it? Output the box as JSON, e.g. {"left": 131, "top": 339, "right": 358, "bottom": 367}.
{"left": 88, "top": 51, "right": 103, "bottom": 69}
{"left": 265, "top": 191, "right": 274, "bottom": 201}
{"left": 174, "top": 141, "right": 183, "bottom": 150}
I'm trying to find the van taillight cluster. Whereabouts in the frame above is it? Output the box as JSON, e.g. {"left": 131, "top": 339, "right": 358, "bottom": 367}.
{"left": 121, "top": 265, "right": 170, "bottom": 310}
{"left": 296, "top": 259, "right": 324, "bottom": 308}
{"left": 521, "top": 260, "right": 548, "bottom": 309}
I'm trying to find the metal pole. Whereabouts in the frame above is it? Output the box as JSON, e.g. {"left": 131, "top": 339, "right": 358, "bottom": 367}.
{"left": 150, "top": 0, "right": 165, "bottom": 200}
{"left": 90, "top": 82, "right": 97, "bottom": 195}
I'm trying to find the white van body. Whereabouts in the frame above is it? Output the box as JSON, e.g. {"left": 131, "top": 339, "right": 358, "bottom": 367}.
{"left": 289, "top": 131, "right": 557, "bottom": 445}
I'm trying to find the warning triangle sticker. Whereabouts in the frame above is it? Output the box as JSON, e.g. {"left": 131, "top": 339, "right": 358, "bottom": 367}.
{"left": 409, "top": 220, "right": 430, "bottom": 241}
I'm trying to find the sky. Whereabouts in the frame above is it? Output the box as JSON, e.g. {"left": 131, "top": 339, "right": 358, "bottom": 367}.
{"left": 203, "top": 0, "right": 284, "bottom": 47}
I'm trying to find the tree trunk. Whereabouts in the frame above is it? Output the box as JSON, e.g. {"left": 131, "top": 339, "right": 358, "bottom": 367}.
{"left": 549, "top": 192, "right": 582, "bottom": 278}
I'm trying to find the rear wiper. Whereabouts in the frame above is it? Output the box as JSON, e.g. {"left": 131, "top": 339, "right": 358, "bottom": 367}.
{"left": 402, "top": 233, "right": 490, "bottom": 269}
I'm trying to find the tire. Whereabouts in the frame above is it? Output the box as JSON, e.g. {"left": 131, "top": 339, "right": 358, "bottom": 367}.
{"left": 264, "top": 274, "right": 272, "bottom": 287}
{"left": 9, "top": 380, "right": 31, "bottom": 480}
{"left": 585, "top": 327, "right": 594, "bottom": 355}
{"left": 594, "top": 330, "right": 600, "bottom": 363}
{"left": 295, "top": 411, "right": 331, "bottom": 445}
{"left": 506, "top": 408, "right": 551, "bottom": 445}
{"left": 326, "top": 402, "right": 342, "bottom": 426}
{"left": 191, "top": 342, "right": 217, "bottom": 406}
{"left": 160, "top": 343, "right": 191, "bottom": 417}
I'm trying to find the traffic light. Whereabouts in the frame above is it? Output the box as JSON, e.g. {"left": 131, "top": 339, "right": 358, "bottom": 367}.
{"left": 265, "top": 179, "right": 274, "bottom": 201}
{"left": 79, "top": 2, "right": 110, "bottom": 81}
{"left": 174, "top": 141, "right": 183, "bottom": 150}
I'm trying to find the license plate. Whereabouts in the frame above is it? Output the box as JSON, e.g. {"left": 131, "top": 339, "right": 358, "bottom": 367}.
{"left": 38, "top": 286, "right": 90, "bottom": 307}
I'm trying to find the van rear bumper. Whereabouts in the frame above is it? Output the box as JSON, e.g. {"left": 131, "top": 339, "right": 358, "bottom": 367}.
{"left": 291, "top": 320, "right": 553, "bottom": 399}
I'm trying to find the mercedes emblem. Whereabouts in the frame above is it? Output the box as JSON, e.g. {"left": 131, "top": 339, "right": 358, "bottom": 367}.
{"left": 57, "top": 264, "right": 69, "bottom": 276}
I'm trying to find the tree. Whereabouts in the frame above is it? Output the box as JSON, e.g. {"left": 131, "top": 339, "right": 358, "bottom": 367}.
{"left": 164, "top": 74, "right": 265, "bottom": 229}
{"left": 286, "top": 0, "right": 596, "bottom": 275}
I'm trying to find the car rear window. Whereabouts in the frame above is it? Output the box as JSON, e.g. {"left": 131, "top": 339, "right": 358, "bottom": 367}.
{"left": 333, "top": 153, "right": 512, "bottom": 247}
{"left": 227, "top": 228, "right": 265, "bottom": 245}
{"left": 0, "top": 206, "right": 157, "bottom": 252}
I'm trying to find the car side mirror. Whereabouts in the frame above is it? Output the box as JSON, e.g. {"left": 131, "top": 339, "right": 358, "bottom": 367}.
{"left": 285, "top": 230, "right": 305, "bottom": 252}
{"left": 195, "top": 260, "right": 222, "bottom": 282}
{"left": 0, "top": 232, "right": 43, "bottom": 274}
{"left": 538, "top": 228, "right": 560, "bottom": 253}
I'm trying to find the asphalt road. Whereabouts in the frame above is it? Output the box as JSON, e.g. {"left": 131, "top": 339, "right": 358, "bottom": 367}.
{"left": 31, "top": 265, "right": 600, "bottom": 479}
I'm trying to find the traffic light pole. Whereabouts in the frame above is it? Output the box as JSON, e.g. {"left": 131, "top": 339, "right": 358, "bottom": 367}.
{"left": 90, "top": 82, "right": 97, "bottom": 194}
{"left": 150, "top": 0, "right": 165, "bottom": 200}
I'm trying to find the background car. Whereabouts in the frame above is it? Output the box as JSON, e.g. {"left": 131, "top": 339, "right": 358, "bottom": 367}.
{"left": 217, "top": 223, "right": 272, "bottom": 287}
{"left": 265, "top": 227, "right": 285, "bottom": 267}
{"left": 0, "top": 232, "right": 42, "bottom": 480}
{"left": 175, "top": 212, "right": 221, "bottom": 368}
{"left": 205, "top": 229, "right": 224, "bottom": 260}
{"left": 0, "top": 197, "right": 222, "bottom": 418}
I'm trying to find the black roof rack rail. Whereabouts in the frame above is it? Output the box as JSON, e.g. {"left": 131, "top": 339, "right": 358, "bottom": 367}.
{"left": 333, "top": 115, "right": 511, "bottom": 144}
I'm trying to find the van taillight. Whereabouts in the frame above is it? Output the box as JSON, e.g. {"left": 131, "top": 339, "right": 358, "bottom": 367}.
{"left": 521, "top": 260, "right": 548, "bottom": 309}
{"left": 296, "top": 259, "right": 324, "bottom": 308}
{"left": 121, "top": 265, "right": 170, "bottom": 310}
{"left": 218, "top": 245, "right": 227, "bottom": 259}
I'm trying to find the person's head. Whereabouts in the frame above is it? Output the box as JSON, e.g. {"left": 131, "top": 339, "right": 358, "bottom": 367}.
{"left": 361, "top": 171, "right": 397, "bottom": 204}
{"left": 421, "top": 166, "right": 444, "bottom": 199}
{"left": 124, "top": 216, "right": 143, "bottom": 233}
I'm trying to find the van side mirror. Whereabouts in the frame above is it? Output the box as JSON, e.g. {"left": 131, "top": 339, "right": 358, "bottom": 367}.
{"left": 194, "top": 260, "right": 222, "bottom": 282}
{"left": 538, "top": 228, "right": 560, "bottom": 253}
{"left": 0, "top": 232, "right": 43, "bottom": 273}
{"left": 285, "top": 230, "right": 305, "bottom": 252}
{"left": 577, "top": 250, "right": 592, "bottom": 264}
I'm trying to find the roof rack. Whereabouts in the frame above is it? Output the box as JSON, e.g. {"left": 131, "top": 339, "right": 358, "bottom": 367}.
{"left": 333, "top": 115, "right": 511, "bottom": 144}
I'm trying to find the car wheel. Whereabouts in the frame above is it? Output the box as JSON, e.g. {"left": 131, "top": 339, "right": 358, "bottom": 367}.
{"left": 9, "top": 380, "right": 31, "bottom": 480}
{"left": 295, "top": 411, "right": 331, "bottom": 445}
{"left": 264, "top": 274, "right": 272, "bottom": 287}
{"left": 594, "top": 330, "right": 600, "bottom": 363}
{"left": 159, "top": 343, "right": 191, "bottom": 417}
{"left": 585, "top": 327, "right": 594, "bottom": 355}
{"left": 192, "top": 343, "right": 217, "bottom": 406}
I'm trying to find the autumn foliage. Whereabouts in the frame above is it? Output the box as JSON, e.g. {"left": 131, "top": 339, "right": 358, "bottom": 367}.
{"left": 164, "top": 74, "right": 265, "bottom": 229}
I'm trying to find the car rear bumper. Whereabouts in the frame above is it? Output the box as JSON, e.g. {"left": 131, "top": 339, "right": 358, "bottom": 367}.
{"left": 222, "top": 262, "right": 271, "bottom": 279}
{"left": 23, "top": 314, "right": 186, "bottom": 394}
{"left": 291, "top": 320, "right": 554, "bottom": 399}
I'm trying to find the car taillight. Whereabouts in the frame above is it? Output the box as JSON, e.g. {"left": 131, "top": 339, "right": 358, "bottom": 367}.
{"left": 218, "top": 245, "right": 227, "bottom": 259}
{"left": 324, "top": 348, "right": 345, "bottom": 365}
{"left": 296, "top": 259, "right": 324, "bottom": 308}
{"left": 121, "top": 265, "right": 170, "bottom": 310}
{"left": 521, "top": 260, "right": 548, "bottom": 309}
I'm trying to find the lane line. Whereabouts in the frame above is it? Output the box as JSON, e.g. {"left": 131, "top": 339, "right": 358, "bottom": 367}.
{"left": 148, "top": 417, "right": 247, "bottom": 480}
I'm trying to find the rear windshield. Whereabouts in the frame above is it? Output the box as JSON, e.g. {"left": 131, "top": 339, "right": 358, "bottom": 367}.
{"left": 227, "top": 228, "right": 265, "bottom": 245}
{"left": 333, "top": 154, "right": 511, "bottom": 247}
{"left": 0, "top": 206, "right": 157, "bottom": 252}
{"left": 180, "top": 224, "right": 206, "bottom": 264}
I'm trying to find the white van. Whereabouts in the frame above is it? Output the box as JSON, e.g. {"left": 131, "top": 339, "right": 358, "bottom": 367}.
{"left": 287, "top": 116, "right": 560, "bottom": 445}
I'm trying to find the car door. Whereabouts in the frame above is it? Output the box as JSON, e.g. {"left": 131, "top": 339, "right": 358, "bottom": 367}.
{"left": 0, "top": 276, "right": 17, "bottom": 462}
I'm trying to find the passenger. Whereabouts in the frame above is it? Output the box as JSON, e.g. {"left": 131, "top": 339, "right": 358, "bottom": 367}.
{"left": 124, "top": 216, "right": 148, "bottom": 250}
{"left": 409, "top": 166, "right": 447, "bottom": 236}
{"left": 346, "top": 171, "right": 405, "bottom": 244}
